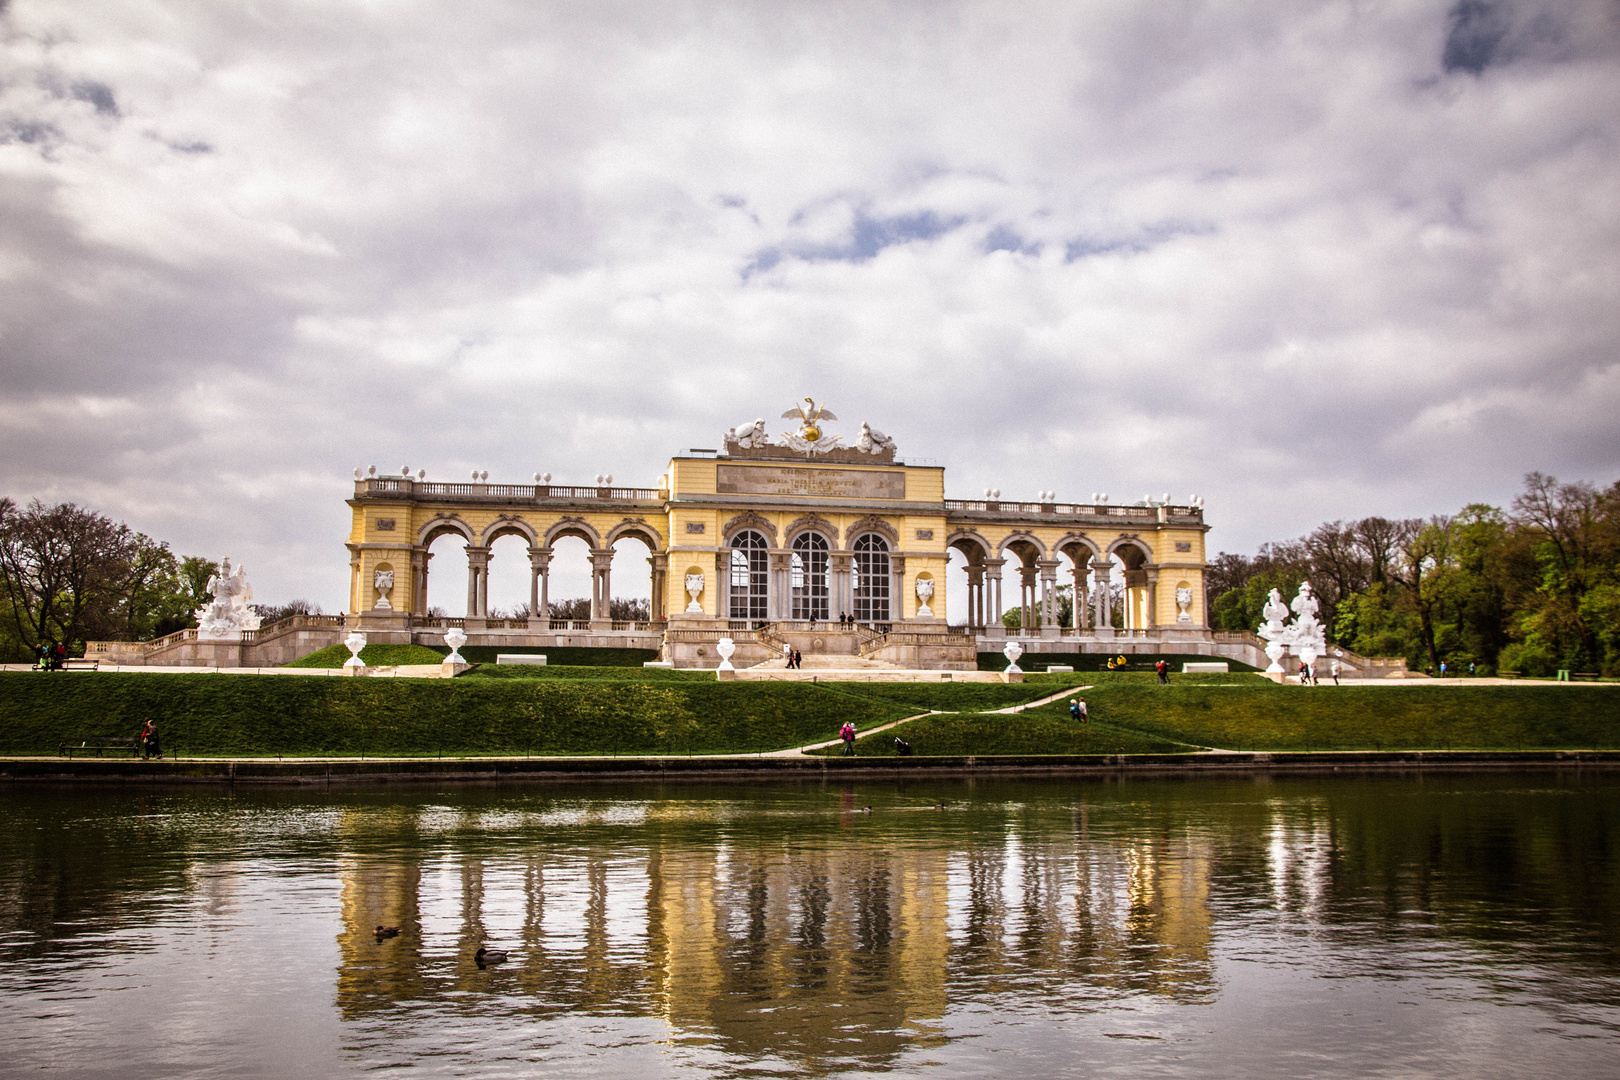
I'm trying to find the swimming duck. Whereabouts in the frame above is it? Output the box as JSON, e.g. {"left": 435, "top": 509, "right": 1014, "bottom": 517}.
{"left": 474, "top": 947, "right": 508, "bottom": 965}
{"left": 375, "top": 925, "right": 400, "bottom": 939}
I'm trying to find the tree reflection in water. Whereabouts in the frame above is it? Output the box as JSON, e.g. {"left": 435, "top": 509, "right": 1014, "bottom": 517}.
{"left": 1, "top": 775, "right": 1618, "bottom": 1077}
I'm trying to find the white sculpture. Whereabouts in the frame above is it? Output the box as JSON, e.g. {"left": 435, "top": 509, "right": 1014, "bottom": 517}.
{"left": 1290, "top": 582, "right": 1327, "bottom": 673}
{"left": 915, "top": 577, "right": 935, "bottom": 618}
{"left": 1257, "top": 588, "right": 1292, "bottom": 673}
{"left": 1002, "top": 640, "right": 1024, "bottom": 674}
{"left": 343, "top": 631, "right": 367, "bottom": 669}
{"left": 194, "top": 558, "right": 263, "bottom": 641}
{"left": 373, "top": 569, "right": 394, "bottom": 610}
{"left": 725, "top": 419, "right": 771, "bottom": 449}
{"left": 716, "top": 636, "right": 737, "bottom": 671}
{"left": 855, "top": 422, "right": 897, "bottom": 455}
{"left": 443, "top": 626, "right": 468, "bottom": 664}
{"left": 1175, "top": 586, "right": 1193, "bottom": 623}
{"left": 780, "top": 397, "right": 843, "bottom": 454}
{"left": 684, "top": 573, "right": 705, "bottom": 613}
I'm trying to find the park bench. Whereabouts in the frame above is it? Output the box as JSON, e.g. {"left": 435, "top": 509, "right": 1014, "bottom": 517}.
{"left": 61, "top": 658, "right": 99, "bottom": 671}
{"left": 59, "top": 737, "right": 141, "bottom": 759}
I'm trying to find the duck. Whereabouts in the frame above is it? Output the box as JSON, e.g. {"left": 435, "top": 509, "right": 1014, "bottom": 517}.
{"left": 474, "top": 947, "right": 508, "bottom": 965}
{"left": 374, "top": 925, "right": 400, "bottom": 939}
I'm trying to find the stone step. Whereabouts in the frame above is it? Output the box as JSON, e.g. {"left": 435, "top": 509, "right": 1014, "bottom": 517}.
{"left": 748, "top": 654, "right": 899, "bottom": 670}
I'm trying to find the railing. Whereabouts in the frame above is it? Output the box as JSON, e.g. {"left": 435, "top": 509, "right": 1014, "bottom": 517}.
{"left": 354, "top": 478, "right": 663, "bottom": 502}
{"left": 663, "top": 628, "right": 761, "bottom": 644}
{"left": 241, "top": 614, "right": 348, "bottom": 643}
{"left": 549, "top": 619, "right": 593, "bottom": 631}
{"left": 943, "top": 499, "right": 1189, "bottom": 520}
{"left": 410, "top": 616, "right": 465, "bottom": 629}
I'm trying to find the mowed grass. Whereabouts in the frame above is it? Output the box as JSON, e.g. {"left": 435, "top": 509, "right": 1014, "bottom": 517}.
{"left": 1028, "top": 681, "right": 1620, "bottom": 751}
{"left": 0, "top": 672, "right": 910, "bottom": 757}
{"left": 829, "top": 712, "right": 1193, "bottom": 756}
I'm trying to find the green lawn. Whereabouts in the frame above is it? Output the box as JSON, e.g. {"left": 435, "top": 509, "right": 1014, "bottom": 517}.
{"left": 285, "top": 643, "right": 449, "bottom": 668}
{"left": 825, "top": 712, "right": 1194, "bottom": 756}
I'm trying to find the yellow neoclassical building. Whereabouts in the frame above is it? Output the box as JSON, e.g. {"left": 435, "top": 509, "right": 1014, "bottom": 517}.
{"left": 343, "top": 401, "right": 1214, "bottom": 668}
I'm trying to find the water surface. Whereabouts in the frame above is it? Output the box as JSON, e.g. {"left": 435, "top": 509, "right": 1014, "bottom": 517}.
{"left": 2, "top": 773, "right": 1618, "bottom": 1078}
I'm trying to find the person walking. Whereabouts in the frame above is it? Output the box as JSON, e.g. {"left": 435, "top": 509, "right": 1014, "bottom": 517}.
{"left": 839, "top": 721, "right": 857, "bottom": 756}
{"left": 1155, "top": 659, "right": 1169, "bottom": 685}
{"left": 1075, "top": 697, "right": 1088, "bottom": 724}
{"left": 1331, "top": 658, "right": 1341, "bottom": 686}
{"left": 791, "top": 647, "right": 802, "bottom": 670}
{"left": 140, "top": 719, "right": 162, "bottom": 760}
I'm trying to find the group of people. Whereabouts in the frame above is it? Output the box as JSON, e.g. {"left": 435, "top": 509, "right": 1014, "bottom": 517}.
{"left": 32, "top": 642, "right": 68, "bottom": 670}
{"left": 139, "top": 719, "right": 162, "bottom": 760}
{"left": 1297, "top": 659, "right": 1342, "bottom": 685}
{"left": 1103, "top": 655, "right": 1130, "bottom": 670}
{"left": 782, "top": 644, "right": 804, "bottom": 669}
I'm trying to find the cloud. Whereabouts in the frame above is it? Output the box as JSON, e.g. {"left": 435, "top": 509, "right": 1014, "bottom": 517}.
{"left": 0, "top": 0, "right": 1617, "bottom": 611}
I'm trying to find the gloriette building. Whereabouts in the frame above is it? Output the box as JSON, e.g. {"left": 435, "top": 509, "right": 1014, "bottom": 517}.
{"left": 343, "top": 401, "right": 1216, "bottom": 669}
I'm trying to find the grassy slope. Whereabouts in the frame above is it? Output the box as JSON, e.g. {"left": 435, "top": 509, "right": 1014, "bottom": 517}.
{"left": 829, "top": 713, "right": 1193, "bottom": 756}
{"left": 1063, "top": 681, "right": 1620, "bottom": 751}
{"left": 0, "top": 672, "right": 909, "bottom": 756}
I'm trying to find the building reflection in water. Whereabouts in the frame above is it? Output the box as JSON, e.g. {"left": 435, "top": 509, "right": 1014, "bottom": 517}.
{"left": 330, "top": 796, "right": 1219, "bottom": 1070}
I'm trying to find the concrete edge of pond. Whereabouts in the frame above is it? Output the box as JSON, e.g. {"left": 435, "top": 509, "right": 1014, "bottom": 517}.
{"left": 3, "top": 750, "right": 1620, "bottom": 785}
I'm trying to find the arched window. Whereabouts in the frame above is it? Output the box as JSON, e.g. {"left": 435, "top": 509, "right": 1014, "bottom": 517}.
{"left": 853, "top": 533, "right": 890, "bottom": 623}
{"left": 791, "top": 532, "right": 830, "bottom": 621}
{"left": 729, "top": 530, "right": 769, "bottom": 621}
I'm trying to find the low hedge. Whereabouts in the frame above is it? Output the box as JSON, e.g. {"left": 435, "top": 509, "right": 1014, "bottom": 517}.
{"left": 285, "top": 643, "right": 450, "bottom": 668}
{"left": 0, "top": 672, "right": 909, "bottom": 757}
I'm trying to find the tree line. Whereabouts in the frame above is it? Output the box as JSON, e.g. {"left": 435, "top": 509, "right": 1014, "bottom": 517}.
{"left": 1208, "top": 473, "right": 1620, "bottom": 676}
{"left": 0, "top": 498, "right": 320, "bottom": 661}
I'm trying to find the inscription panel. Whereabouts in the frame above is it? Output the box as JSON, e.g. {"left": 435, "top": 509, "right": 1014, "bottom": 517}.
{"left": 717, "top": 464, "right": 906, "bottom": 500}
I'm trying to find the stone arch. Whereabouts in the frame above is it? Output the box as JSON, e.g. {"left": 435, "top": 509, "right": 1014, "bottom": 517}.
{"left": 418, "top": 513, "right": 475, "bottom": 547}
{"left": 1107, "top": 534, "right": 1154, "bottom": 568}
{"left": 847, "top": 515, "right": 899, "bottom": 547}
{"left": 545, "top": 516, "right": 602, "bottom": 548}
{"left": 481, "top": 514, "right": 538, "bottom": 546}
{"left": 946, "top": 528, "right": 993, "bottom": 564}
{"left": 784, "top": 513, "right": 836, "bottom": 547}
{"left": 606, "top": 516, "right": 664, "bottom": 550}
{"left": 998, "top": 529, "right": 1046, "bottom": 565}
{"left": 1056, "top": 532, "right": 1102, "bottom": 566}
{"left": 722, "top": 510, "right": 778, "bottom": 547}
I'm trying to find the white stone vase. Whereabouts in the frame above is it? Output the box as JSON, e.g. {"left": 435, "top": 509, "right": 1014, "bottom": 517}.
{"left": 1264, "top": 640, "right": 1287, "bottom": 674}
{"left": 443, "top": 626, "right": 468, "bottom": 665}
{"left": 716, "top": 637, "right": 736, "bottom": 671}
{"left": 373, "top": 569, "right": 394, "bottom": 610}
{"left": 343, "top": 631, "right": 367, "bottom": 669}
{"left": 1002, "top": 640, "right": 1024, "bottom": 674}
{"left": 685, "top": 573, "right": 704, "bottom": 613}
{"left": 915, "top": 577, "right": 934, "bottom": 618}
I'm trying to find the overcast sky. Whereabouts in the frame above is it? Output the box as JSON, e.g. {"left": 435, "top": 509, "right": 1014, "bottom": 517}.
{"left": 2, "top": 0, "right": 1618, "bottom": 615}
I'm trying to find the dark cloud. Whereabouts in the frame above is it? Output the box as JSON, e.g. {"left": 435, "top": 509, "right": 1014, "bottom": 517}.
{"left": 1444, "top": 1, "right": 1513, "bottom": 73}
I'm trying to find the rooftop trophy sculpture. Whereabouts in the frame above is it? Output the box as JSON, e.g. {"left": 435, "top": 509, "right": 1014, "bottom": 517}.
{"left": 780, "top": 397, "right": 841, "bottom": 454}
{"left": 195, "top": 558, "right": 262, "bottom": 641}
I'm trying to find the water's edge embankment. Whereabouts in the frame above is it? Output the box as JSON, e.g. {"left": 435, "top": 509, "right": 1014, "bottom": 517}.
{"left": 4, "top": 750, "right": 1619, "bottom": 785}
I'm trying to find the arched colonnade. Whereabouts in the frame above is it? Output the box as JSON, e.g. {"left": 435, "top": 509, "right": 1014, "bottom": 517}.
{"left": 945, "top": 528, "right": 1160, "bottom": 632}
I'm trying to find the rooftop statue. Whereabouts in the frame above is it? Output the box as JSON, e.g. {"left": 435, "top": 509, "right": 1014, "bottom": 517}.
{"left": 780, "top": 397, "right": 843, "bottom": 454}
{"left": 855, "top": 422, "right": 897, "bottom": 455}
{"left": 724, "top": 418, "right": 771, "bottom": 450}
{"left": 195, "top": 558, "right": 263, "bottom": 641}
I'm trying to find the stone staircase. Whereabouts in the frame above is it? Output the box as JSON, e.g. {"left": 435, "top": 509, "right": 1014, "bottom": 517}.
{"left": 748, "top": 654, "right": 900, "bottom": 671}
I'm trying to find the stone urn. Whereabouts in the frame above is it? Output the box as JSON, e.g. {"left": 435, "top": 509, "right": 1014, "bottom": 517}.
{"left": 685, "top": 573, "right": 705, "bottom": 613}
{"left": 1002, "top": 639, "right": 1024, "bottom": 674}
{"left": 1264, "top": 640, "right": 1287, "bottom": 674}
{"left": 1298, "top": 643, "right": 1319, "bottom": 677}
{"left": 343, "top": 631, "right": 367, "bottom": 669}
{"left": 915, "top": 576, "right": 935, "bottom": 618}
{"left": 716, "top": 636, "right": 736, "bottom": 671}
{"left": 443, "top": 626, "right": 468, "bottom": 665}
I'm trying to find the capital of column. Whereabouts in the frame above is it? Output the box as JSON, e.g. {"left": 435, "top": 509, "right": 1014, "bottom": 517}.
{"left": 465, "top": 546, "right": 490, "bottom": 569}
{"left": 528, "top": 546, "right": 552, "bottom": 571}
{"left": 589, "top": 548, "right": 615, "bottom": 571}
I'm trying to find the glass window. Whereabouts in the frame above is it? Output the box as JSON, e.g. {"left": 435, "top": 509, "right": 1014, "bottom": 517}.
{"left": 791, "top": 532, "right": 829, "bottom": 621}
{"left": 728, "top": 530, "right": 769, "bottom": 621}
{"left": 853, "top": 533, "right": 890, "bottom": 623}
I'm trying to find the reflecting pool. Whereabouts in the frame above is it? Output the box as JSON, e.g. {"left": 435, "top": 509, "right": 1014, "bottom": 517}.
{"left": 2, "top": 773, "right": 1618, "bottom": 1078}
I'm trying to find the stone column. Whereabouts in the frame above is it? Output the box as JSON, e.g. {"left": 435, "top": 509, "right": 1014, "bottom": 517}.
{"left": 984, "top": 558, "right": 1005, "bottom": 635}
{"left": 528, "top": 547, "right": 551, "bottom": 624}
{"left": 1093, "top": 561, "right": 1114, "bottom": 639}
{"left": 1038, "top": 558, "right": 1060, "bottom": 638}
{"left": 1018, "top": 564, "right": 1036, "bottom": 633}
{"left": 831, "top": 552, "right": 852, "bottom": 622}
{"left": 1146, "top": 568, "right": 1160, "bottom": 632}
{"left": 891, "top": 554, "right": 905, "bottom": 624}
{"left": 770, "top": 551, "right": 791, "bottom": 622}
{"left": 465, "top": 546, "right": 489, "bottom": 620}
{"left": 590, "top": 548, "right": 614, "bottom": 627}
{"left": 966, "top": 565, "right": 985, "bottom": 629}
{"left": 1072, "top": 561, "right": 1090, "bottom": 630}
{"left": 648, "top": 552, "right": 668, "bottom": 622}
